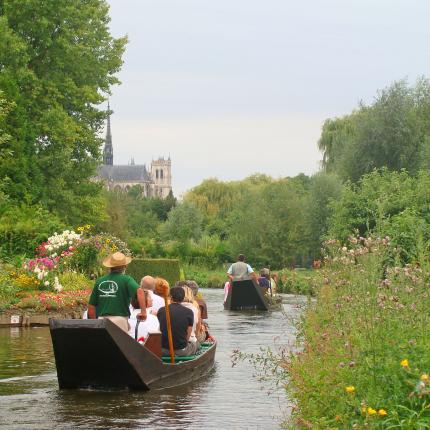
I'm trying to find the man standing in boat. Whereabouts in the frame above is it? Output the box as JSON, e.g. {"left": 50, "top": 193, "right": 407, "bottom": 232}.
{"left": 227, "top": 254, "right": 257, "bottom": 282}
{"left": 87, "top": 252, "right": 147, "bottom": 331}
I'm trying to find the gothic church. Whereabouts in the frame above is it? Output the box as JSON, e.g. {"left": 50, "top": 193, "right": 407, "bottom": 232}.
{"left": 96, "top": 105, "right": 172, "bottom": 198}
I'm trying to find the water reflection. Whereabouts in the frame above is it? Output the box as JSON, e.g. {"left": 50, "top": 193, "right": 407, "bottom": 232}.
{"left": 0, "top": 289, "right": 304, "bottom": 429}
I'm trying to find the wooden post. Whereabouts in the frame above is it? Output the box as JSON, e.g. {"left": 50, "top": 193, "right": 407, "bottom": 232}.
{"left": 163, "top": 289, "right": 175, "bottom": 364}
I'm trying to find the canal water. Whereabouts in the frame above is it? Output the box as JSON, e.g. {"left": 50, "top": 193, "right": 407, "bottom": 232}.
{"left": 0, "top": 289, "right": 304, "bottom": 430}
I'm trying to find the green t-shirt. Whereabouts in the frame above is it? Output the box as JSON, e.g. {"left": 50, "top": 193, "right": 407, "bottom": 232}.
{"left": 89, "top": 273, "right": 139, "bottom": 317}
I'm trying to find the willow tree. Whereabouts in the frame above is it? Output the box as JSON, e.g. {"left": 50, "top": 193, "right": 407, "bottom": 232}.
{"left": 0, "top": 0, "right": 126, "bottom": 224}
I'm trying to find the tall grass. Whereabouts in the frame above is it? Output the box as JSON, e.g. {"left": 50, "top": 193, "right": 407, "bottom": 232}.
{"left": 285, "top": 237, "right": 430, "bottom": 429}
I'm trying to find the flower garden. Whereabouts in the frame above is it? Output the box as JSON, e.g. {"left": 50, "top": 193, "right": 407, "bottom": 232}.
{"left": 0, "top": 226, "right": 130, "bottom": 316}
{"left": 285, "top": 236, "right": 430, "bottom": 429}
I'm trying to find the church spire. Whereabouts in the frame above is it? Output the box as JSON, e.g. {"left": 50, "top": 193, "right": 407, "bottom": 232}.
{"left": 103, "top": 101, "right": 113, "bottom": 165}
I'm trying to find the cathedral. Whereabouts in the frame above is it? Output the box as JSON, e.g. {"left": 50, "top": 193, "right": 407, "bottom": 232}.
{"left": 96, "top": 105, "right": 172, "bottom": 198}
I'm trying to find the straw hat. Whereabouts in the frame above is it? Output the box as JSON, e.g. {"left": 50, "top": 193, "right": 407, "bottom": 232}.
{"left": 102, "top": 252, "right": 132, "bottom": 268}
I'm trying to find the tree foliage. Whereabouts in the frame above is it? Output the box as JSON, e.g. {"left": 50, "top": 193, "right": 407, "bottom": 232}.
{"left": 319, "top": 78, "right": 430, "bottom": 181}
{"left": 0, "top": 0, "right": 126, "bottom": 224}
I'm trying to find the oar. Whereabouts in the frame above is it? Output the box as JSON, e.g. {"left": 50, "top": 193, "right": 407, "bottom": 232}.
{"left": 162, "top": 286, "right": 175, "bottom": 364}
{"left": 134, "top": 318, "right": 141, "bottom": 341}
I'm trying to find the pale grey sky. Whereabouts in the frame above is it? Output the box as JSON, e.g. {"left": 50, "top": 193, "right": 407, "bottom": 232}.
{"left": 106, "top": 0, "right": 430, "bottom": 196}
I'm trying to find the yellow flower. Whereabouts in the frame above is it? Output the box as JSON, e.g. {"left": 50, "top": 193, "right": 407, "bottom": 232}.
{"left": 77, "top": 226, "right": 84, "bottom": 232}
{"left": 421, "top": 374, "right": 429, "bottom": 381}
{"left": 85, "top": 224, "right": 91, "bottom": 229}
{"left": 361, "top": 407, "right": 367, "bottom": 415}
{"left": 378, "top": 409, "right": 387, "bottom": 417}
{"left": 400, "top": 359, "right": 409, "bottom": 368}
{"left": 345, "top": 386, "right": 355, "bottom": 393}
{"left": 367, "top": 407, "right": 377, "bottom": 415}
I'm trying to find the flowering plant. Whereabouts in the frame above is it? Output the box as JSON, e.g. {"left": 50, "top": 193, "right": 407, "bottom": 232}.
{"left": 14, "top": 290, "right": 90, "bottom": 311}
{"left": 39, "top": 230, "right": 81, "bottom": 259}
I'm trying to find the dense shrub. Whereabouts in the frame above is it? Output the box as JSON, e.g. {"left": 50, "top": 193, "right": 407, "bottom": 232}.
{"left": 276, "top": 268, "right": 319, "bottom": 295}
{"left": 328, "top": 169, "right": 430, "bottom": 263}
{"left": 0, "top": 204, "right": 64, "bottom": 258}
{"left": 285, "top": 237, "right": 430, "bottom": 428}
{"left": 183, "top": 265, "right": 227, "bottom": 288}
{"left": 58, "top": 272, "right": 92, "bottom": 291}
{"left": 127, "top": 258, "right": 181, "bottom": 286}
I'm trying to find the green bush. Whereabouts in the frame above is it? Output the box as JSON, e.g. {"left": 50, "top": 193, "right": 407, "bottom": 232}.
{"left": 0, "top": 204, "right": 64, "bottom": 258}
{"left": 276, "top": 268, "right": 318, "bottom": 295}
{"left": 127, "top": 258, "right": 181, "bottom": 286}
{"left": 183, "top": 264, "right": 227, "bottom": 288}
{"left": 58, "top": 272, "right": 92, "bottom": 291}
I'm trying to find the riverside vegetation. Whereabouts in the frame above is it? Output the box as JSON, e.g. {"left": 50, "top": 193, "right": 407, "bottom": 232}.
{"left": 2, "top": 1, "right": 430, "bottom": 427}
{"left": 283, "top": 237, "right": 430, "bottom": 429}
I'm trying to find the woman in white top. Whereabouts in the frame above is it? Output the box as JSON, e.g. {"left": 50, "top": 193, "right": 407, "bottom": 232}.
{"left": 128, "top": 290, "right": 160, "bottom": 342}
{"left": 181, "top": 286, "right": 201, "bottom": 344}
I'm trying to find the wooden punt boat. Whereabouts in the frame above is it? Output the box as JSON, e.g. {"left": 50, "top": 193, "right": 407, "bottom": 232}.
{"left": 223, "top": 279, "right": 282, "bottom": 311}
{"left": 49, "top": 318, "right": 216, "bottom": 390}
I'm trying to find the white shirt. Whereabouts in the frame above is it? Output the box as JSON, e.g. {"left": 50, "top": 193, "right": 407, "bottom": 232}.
{"left": 150, "top": 291, "right": 165, "bottom": 312}
{"left": 181, "top": 302, "right": 198, "bottom": 343}
{"left": 128, "top": 309, "right": 160, "bottom": 341}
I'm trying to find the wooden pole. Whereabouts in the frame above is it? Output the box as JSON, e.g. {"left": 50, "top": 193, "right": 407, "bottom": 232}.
{"left": 162, "top": 288, "right": 175, "bottom": 364}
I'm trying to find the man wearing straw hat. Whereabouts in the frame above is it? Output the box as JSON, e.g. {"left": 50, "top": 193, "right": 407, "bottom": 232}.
{"left": 87, "top": 252, "right": 147, "bottom": 331}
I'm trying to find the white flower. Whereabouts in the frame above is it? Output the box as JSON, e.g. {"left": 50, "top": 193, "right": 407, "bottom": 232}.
{"left": 68, "top": 241, "right": 72, "bottom": 245}
{"left": 53, "top": 276, "right": 63, "bottom": 292}
{"left": 37, "top": 273, "right": 43, "bottom": 280}
{"left": 44, "top": 281, "right": 50, "bottom": 287}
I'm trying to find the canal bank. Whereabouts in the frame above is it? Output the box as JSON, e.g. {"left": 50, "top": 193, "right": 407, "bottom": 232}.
{"left": 0, "top": 289, "right": 304, "bottom": 430}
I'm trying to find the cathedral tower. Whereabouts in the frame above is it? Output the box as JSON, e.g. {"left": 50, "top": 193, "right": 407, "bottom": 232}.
{"left": 103, "top": 102, "right": 113, "bottom": 165}
{"left": 151, "top": 157, "right": 172, "bottom": 198}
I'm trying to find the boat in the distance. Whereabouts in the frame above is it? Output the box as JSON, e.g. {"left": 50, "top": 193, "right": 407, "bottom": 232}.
{"left": 223, "top": 279, "right": 282, "bottom": 311}
{"left": 49, "top": 318, "right": 216, "bottom": 390}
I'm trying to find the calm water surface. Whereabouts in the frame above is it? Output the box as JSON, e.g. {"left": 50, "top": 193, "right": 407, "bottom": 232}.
{"left": 0, "top": 289, "right": 305, "bottom": 430}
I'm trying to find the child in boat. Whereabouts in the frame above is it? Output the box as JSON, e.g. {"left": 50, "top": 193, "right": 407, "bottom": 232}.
{"left": 129, "top": 290, "right": 160, "bottom": 342}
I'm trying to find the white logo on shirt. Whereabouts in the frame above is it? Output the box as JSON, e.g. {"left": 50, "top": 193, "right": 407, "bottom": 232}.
{"left": 98, "top": 280, "right": 118, "bottom": 297}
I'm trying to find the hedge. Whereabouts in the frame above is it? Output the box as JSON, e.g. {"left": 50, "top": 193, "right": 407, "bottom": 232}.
{"left": 127, "top": 258, "right": 181, "bottom": 287}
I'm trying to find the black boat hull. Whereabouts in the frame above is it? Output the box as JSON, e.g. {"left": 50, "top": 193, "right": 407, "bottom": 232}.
{"left": 49, "top": 319, "right": 216, "bottom": 390}
{"left": 223, "top": 279, "right": 281, "bottom": 311}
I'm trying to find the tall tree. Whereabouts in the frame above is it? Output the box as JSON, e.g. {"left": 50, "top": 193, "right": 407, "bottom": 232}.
{"left": 0, "top": 0, "right": 126, "bottom": 224}
{"left": 319, "top": 79, "right": 430, "bottom": 182}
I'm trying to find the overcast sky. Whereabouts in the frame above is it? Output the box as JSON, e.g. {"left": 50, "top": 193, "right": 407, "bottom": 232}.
{"left": 106, "top": 0, "right": 430, "bottom": 196}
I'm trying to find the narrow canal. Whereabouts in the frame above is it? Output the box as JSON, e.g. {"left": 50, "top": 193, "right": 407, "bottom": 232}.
{"left": 0, "top": 289, "right": 304, "bottom": 430}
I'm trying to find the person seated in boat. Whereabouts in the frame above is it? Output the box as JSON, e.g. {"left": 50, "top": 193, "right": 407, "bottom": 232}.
{"left": 129, "top": 290, "right": 160, "bottom": 342}
{"left": 140, "top": 275, "right": 165, "bottom": 314}
{"left": 270, "top": 272, "right": 278, "bottom": 294}
{"left": 87, "top": 252, "right": 147, "bottom": 332}
{"left": 186, "top": 280, "right": 208, "bottom": 321}
{"left": 181, "top": 285, "right": 204, "bottom": 345}
{"left": 223, "top": 280, "right": 231, "bottom": 304}
{"left": 186, "top": 280, "right": 210, "bottom": 341}
{"left": 157, "top": 285, "right": 198, "bottom": 357}
{"left": 227, "top": 254, "right": 257, "bottom": 282}
{"left": 258, "top": 268, "right": 271, "bottom": 295}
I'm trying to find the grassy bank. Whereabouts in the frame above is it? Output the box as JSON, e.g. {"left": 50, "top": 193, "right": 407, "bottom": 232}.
{"left": 183, "top": 264, "right": 319, "bottom": 295}
{"left": 285, "top": 237, "right": 430, "bottom": 429}
{"left": 183, "top": 264, "right": 227, "bottom": 288}
{"left": 276, "top": 268, "right": 319, "bottom": 295}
